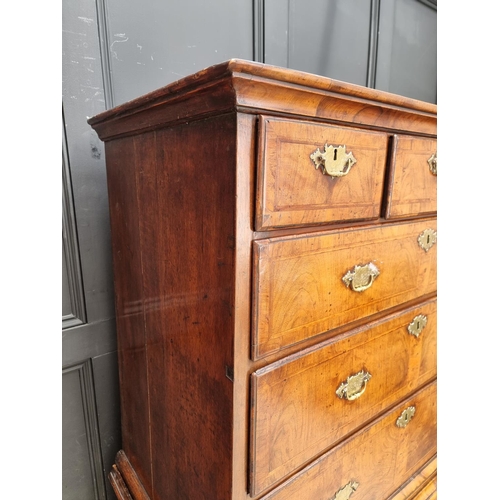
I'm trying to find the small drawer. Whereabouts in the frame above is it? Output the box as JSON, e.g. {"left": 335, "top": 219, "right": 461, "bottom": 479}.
{"left": 255, "top": 116, "right": 388, "bottom": 230}
{"left": 258, "top": 381, "right": 437, "bottom": 500}
{"left": 249, "top": 300, "right": 436, "bottom": 496}
{"left": 385, "top": 135, "right": 437, "bottom": 219}
{"left": 252, "top": 219, "right": 437, "bottom": 359}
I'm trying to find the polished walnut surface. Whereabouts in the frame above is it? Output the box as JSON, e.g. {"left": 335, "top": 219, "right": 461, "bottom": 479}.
{"left": 252, "top": 220, "right": 437, "bottom": 358}
{"left": 250, "top": 299, "right": 437, "bottom": 495}
{"left": 255, "top": 116, "right": 388, "bottom": 229}
{"left": 258, "top": 382, "right": 437, "bottom": 500}
{"left": 89, "top": 59, "right": 437, "bottom": 500}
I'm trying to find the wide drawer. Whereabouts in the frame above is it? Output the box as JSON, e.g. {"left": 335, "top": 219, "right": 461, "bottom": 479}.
{"left": 249, "top": 299, "right": 436, "bottom": 496}
{"left": 252, "top": 219, "right": 437, "bottom": 359}
{"left": 385, "top": 135, "right": 437, "bottom": 219}
{"left": 259, "top": 381, "right": 437, "bottom": 500}
{"left": 255, "top": 116, "right": 388, "bottom": 230}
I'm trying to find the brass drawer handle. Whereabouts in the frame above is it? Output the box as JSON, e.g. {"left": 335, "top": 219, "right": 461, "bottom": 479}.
{"left": 336, "top": 370, "right": 372, "bottom": 401}
{"left": 342, "top": 262, "right": 379, "bottom": 292}
{"left": 408, "top": 314, "right": 427, "bottom": 338}
{"left": 428, "top": 152, "right": 437, "bottom": 175}
{"left": 330, "top": 480, "right": 359, "bottom": 500}
{"left": 310, "top": 144, "right": 357, "bottom": 178}
{"left": 417, "top": 229, "right": 437, "bottom": 252}
{"left": 396, "top": 406, "right": 416, "bottom": 428}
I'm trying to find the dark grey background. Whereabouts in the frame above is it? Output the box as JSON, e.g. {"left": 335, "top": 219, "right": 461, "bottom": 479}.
{"left": 62, "top": 1, "right": 436, "bottom": 498}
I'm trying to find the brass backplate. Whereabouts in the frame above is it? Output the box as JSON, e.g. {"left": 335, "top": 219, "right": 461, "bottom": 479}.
{"left": 417, "top": 229, "right": 437, "bottom": 252}
{"left": 428, "top": 153, "right": 437, "bottom": 175}
{"left": 310, "top": 144, "right": 357, "bottom": 178}
{"left": 407, "top": 314, "right": 428, "bottom": 338}
{"left": 330, "top": 481, "right": 360, "bottom": 500}
{"left": 342, "top": 262, "right": 380, "bottom": 292}
{"left": 336, "top": 370, "right": 372, "bottom": 401}
{"left": 396, "top": 406, "right": 416, "bottom": 428}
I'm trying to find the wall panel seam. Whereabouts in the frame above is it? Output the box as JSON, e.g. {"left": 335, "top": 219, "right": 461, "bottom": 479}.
{"left": 95, "top": 0, "right": 115, "bottom": 109}
{"left": 63, "top": 360, "right": 107, "bottom": 500}
{"left": 62, "top": 108, "right": 87, "bottom": 329}
{"left": 367, "top": 0, "right": 381, "bottom": 88}
{"left": 253, "top": 0, "right": 265, "bottom": 63}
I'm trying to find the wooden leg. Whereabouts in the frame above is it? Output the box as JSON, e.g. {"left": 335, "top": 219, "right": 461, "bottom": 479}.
{"left": 109, "top": 465, "right": 133, "bottom": 500}
{"left": 108, "top": 450, "right": 151, "bottom": 500}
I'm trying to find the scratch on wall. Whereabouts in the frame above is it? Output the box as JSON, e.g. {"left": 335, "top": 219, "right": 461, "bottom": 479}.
{"left": 110, "top": 34, "right": 129, "bottom": 61}
{"left": 62, "top": 29, "right": 87, "bottom": 37}
{"left": 78, "top": 16, "right": 94, "bottom": 25}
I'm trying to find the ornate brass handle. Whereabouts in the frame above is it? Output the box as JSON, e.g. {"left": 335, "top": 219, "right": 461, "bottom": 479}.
{"left": 428, "top": 153, "right": 437, "bottom": 175}
{"left": 336, "top": 370, "right": 372, "bottom": 401}
{"left": 396, "top": 406, "right": 416, "bottom": 428}
{"left": 330, "top": 481, "right": 359, "bottom": 500}
{"left": 310, "top": 144, "right": 357, "bottom": 179}
{"left": 342, "top": 263, "right": 379, "bottom": 292}
{"left": 407, "top": 314, "right": 427, "bottom": 338}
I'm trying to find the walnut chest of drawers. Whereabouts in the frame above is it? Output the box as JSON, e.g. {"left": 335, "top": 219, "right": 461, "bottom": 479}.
{"left": 89, "top": 59, "right": 437, "bottom": 500}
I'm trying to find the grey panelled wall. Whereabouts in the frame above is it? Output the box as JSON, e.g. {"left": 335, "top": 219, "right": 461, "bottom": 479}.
{"left": 263, "top": 0, "right": 437, "bottom": 101}
{"left": 63, "top": 115, "right": 87, "bottom": 330}
{"left": 63, "top": 361, "right": 107, "bottom": 500}
{"left": 264, "top": 0, "right": 374, "bottom": 86}
{"left": 377, "top": 0, "right": 437, "bottom": 103}
{"left": 62, "top": 0, "right": 119, "bottom": 496}
{"left": 62, "top": 0, "right": 436, "bottom": 498}
{"left": 102, "top": 0, "right": 254, "bottom": 106}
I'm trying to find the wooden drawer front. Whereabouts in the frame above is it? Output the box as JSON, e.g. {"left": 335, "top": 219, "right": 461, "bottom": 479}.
{"left": 255, "top": 116, "right": 388, "bottom": 230}
{"left": 253, "top": 219, "right": 437, "bottom": 359}
{"left": 385, "top": 135, "right": 437, "bottom": 219}
{"left": 249, "top": 300, "right": 436, "bottom": 496}
{"left": 260, "top": 381, "right": 437, "bottom": 500}
{"left": 388, "top": 457, "right": 437, "bottom": 500}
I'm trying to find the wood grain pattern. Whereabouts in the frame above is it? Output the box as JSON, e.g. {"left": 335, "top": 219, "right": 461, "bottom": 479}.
{"left": 388, "top": 456, "right": 437, "bottom": 499}
{"left": 232, "top": 73, "right": 436, "bottom": 137}
{"left": 88, "top": 78, "right": 235, "bottom": 142}
{"left": 115, "top": 450, "right": 151, "bottom": 500}
{"left": 250, "top": 299, "right": 436, "bottom": 495}
{"left": 385, "top": 135, "right": 437, "bottom": 219}
{"left": 260, "top": 381, "right": 437, "bottom": 500}
{"left": 411, "top": 476, "right": 437, "bottom": 500}
{"left": 253, "top": 219, "right": 437, "bottom": 358}
{"left": 89, "top": 59, "right": 437, "bottom": 142}
{"left": 136, "top": 115, "right": 236, "bottom": 500}
{"left": 104, "top": 114, "right": 239, "bottom": 499}
{"left": 89, "top": 61, "right": 438, "bottom": 500}
{"left": 109, "top": 466, "right": 134, "bottom": 500}
{"left": 105, "top": 137, "right": 152, "bottom": 493}
{"left": 89, "top": 60, "right": 436, "bottom": 127}
{"left": 255, "top": 116, "right": 388, "bottom": 230}
{"left": 231, "top": 113, "right": 258, "bottom": 498}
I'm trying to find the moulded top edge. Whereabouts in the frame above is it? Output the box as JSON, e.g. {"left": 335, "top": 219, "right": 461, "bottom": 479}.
{"left": 87, "top": 58, "right": 437, "bottom": 127}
